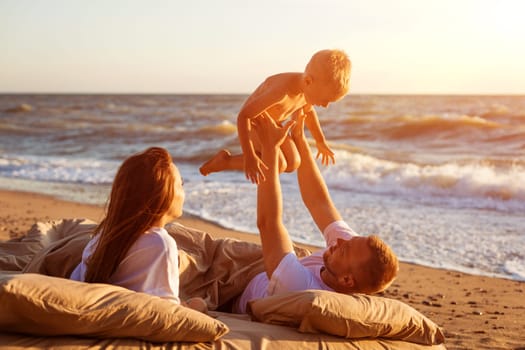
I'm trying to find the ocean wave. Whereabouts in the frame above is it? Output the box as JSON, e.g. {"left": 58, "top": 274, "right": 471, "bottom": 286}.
{"left": 3, "top": 103, "right": 33, "bottom": 113}
{"left": 480, "top": 102, "right": 525, "bottom": 123}
{"left": 197, "top": 120, "right": 237, "bottom": 135}
{"left": 342, "top": 114, "right": 501, "bottom": 140}
{"left": 0, "top": 122, "right": 50, "bottom": 136}
{"left": 0, "top": 154, "right": 118, "bottom": 185}
{"left": 323, "top": 150, "right": 525, "bottom": 212}
{"left": 2, "top": 146, "right": 524, "bottom": 213}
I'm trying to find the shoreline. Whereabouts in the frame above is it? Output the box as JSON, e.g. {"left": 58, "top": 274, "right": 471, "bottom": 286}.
{"left": 1, "top": 189, "right": 524, "bottom": 349}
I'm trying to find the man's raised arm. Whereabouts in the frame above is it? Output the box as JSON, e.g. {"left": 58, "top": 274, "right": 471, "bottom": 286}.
{"left": 292, "top": 113, "right": 342, "bottom": 233}
{"left": 253, "top": 116, "right": 295, "bottom": 278}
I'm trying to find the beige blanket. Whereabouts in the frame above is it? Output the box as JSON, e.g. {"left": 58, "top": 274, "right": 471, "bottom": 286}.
{"left": 13, "top": 218, "right": 310, "bottom": 311}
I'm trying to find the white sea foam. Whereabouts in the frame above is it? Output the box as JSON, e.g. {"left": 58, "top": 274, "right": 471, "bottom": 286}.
{"left": 504, "top": 258, "right": 525, "bottom": 281}
{"left": 3, "top": 151, "right": 524, "bottom": 213}
{"left": 323, "top": 150, "right": 525, "bottom": 213}
{"left": 0, "top": 154, "right": 118, "bottom": 184}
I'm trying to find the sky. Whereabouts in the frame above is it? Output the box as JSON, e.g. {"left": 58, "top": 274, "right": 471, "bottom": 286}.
{"left": 1, "top": 0, "right": 524, "bottom": 94}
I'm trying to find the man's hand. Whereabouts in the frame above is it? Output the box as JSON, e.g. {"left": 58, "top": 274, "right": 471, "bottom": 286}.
{"left": 244, "top": 152, "right": 268, "bottom": 184}
{"left": 291, "top": 111, "right": 308, "bottom": 141}
{"left": 252, "top": 115, "right": 295, "bottom": 155}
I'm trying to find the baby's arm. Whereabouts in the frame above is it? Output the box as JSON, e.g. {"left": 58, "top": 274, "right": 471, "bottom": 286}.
{"left": 302, "top": 106, "right": 335, "bottom": 165}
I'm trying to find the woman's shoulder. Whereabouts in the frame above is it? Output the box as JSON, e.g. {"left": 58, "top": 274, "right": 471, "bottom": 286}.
{"left": 135, "top": 227, "right": 178, "bottom": 251}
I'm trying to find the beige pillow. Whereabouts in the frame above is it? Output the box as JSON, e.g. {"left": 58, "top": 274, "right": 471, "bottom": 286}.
{"left": 0, "top": 273, "right": 229, "bottom": 342}
{"left": 247, "top": 289, "right": 444, "bottom": 345}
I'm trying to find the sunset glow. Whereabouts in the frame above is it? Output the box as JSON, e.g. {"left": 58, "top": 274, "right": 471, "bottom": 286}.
{"left": 1, "top": 0, "right": 524, "bottom": 94}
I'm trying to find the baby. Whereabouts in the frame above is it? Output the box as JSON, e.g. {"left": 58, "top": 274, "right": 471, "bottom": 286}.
{"left": 200, "top": 49, "right": 351, "bottom": 184}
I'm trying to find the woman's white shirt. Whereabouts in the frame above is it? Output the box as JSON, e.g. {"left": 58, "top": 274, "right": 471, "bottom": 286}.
{"left": 70, "top": 227, "right": 180, "bottom": 304}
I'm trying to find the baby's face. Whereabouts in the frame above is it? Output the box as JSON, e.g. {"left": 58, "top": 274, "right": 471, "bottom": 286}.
{"left": 305, "top": 80, "right": 347, "bottom": 107}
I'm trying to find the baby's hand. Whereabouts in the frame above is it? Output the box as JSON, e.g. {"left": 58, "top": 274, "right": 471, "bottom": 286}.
{"left": 316, "top": 142, "right": 335, "bottom": 166}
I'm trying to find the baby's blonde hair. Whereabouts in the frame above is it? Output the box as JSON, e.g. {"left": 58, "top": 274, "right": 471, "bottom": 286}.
{"left": 305, "top": 49, "right": 351, "bottom": 97}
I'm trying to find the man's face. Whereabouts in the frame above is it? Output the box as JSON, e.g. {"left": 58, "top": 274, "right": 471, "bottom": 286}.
{"left": 323, "top": 236, "right": 372, "bottom": 282}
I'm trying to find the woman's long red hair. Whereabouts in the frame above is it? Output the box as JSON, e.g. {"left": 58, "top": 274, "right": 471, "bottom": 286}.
{"left": 84, "top": 147, "right": 175, "bottom": 283}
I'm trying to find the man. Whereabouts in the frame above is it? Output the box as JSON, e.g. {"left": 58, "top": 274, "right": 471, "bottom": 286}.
{"left": 235, "top": 113, "right": 398, "bottom": 313}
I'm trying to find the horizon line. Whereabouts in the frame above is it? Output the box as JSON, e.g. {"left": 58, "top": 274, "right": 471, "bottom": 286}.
{"left": 1, "top": 91, "right": 524, "bottom": 97}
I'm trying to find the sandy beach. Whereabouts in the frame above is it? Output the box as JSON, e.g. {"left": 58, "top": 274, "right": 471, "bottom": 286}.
{"left": 1, "top": 189, "right": 523, "bottom": 350}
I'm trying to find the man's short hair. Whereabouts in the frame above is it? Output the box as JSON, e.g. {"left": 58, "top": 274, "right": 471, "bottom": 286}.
{"left": 359, "top": 235, "right": 399, "bottom": 294}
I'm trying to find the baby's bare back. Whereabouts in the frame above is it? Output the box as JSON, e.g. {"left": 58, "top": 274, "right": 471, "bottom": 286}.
{"left": 246, "top": 72, "right": 306, "bottom": 123}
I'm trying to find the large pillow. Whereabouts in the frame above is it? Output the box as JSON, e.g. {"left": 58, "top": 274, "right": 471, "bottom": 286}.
{"left": 0, "top": 273, "right": 229, "bottom": 342}
{"left": 247, "top": 289, "right": 444, "bottom": 345}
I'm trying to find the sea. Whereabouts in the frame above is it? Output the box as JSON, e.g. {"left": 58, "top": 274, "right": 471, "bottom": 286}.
{"left": 0, "top": 94, "right": 524, "bottom": 281}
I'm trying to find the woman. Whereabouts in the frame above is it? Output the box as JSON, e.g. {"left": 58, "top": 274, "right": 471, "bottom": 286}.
{"left": 70, "top": 147, "right": 205, "bottom": 312}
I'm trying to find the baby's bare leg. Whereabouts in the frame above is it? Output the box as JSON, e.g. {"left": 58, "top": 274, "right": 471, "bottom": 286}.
{"left": 280, "top": 136, "right": 301, "bottom": 172}
{"left": 199, "top": 150, "right": 244, "bottom": 175}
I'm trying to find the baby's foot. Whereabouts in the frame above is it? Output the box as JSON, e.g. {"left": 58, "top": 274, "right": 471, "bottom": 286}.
{"left": 199, "top": 149, "right": 231, "bottom": 175}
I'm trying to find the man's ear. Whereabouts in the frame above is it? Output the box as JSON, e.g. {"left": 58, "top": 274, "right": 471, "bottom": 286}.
{"left": 339, "top": 274, "right": 355, "bottom": 288}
